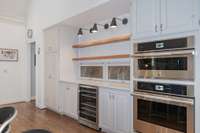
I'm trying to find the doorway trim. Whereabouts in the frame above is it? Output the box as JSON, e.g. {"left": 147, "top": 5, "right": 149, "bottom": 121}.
{"left": 27, "top": 41, "right": 37, "bottom": 104}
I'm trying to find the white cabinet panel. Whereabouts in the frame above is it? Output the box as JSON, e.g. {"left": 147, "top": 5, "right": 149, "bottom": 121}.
{"left": 161, "top": 0, "right": 196, "bottom": 34}
{"left": 99, "top": 89, "right": 115, "bottom": 130}
{"left": 114, "top": 93, "right": 131, "bottom": 133}
{"left": 45, "top": 53, "right": 58, "bottom": 112}
{"left": 62, "top": 82, "right": 78, "bottom": 119}
{"left": 68, "top": 84, "right": 78, "bottom": 118}
{"left": 133, "top": 0, "right": 160, "bottom": 38}
{"left": 44, "top": 27, "right": 59, "bottom": 53}
{"left": 63, "top": 87, "right": 71, "bottom": 114}
{"left": 99, "top": 88, "right": 131, "bottom": 133}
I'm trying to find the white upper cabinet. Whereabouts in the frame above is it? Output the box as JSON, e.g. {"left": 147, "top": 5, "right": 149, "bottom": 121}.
{"left": 160, "top": 0, "right": 196, "bottom": 34}
{"left": 132, "top": 0, "right": 160, "bottom": 38}
{"left": 44, "top": 27, "right": 59, "bottom": 53}
{"left": 132, "top": 0, "right": 198, "bottom": 39}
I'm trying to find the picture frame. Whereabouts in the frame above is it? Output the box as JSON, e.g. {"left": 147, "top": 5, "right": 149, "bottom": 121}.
{"left": 0, "top": 48, "right": 18, "bottom": 61}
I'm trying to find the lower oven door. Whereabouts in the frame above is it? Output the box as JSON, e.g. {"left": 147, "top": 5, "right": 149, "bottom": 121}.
{"left": 133, "top": 93, "right": 194, "bottom": 133}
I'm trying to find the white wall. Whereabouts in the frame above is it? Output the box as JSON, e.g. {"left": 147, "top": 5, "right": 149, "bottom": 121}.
{"left": 78, "top": 24, "right": 131, "bottom": 58}
{"left": 77, "top": 14, "right": 131, "bottom": 60}
{"left": 26, "top": 0, "right": 111, "bottom": 108}
{"left": 0, "top": 20, "right": 28, "bottom": 105}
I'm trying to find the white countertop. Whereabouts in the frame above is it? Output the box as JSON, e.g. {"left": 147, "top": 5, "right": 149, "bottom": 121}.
{"left": 59, "top": 79, "right": 130, "bottom": 91}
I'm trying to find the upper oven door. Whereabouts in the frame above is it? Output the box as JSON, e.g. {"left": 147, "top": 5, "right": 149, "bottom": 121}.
{"left": 133, "top": 50, "right": 194, "bottom": 80}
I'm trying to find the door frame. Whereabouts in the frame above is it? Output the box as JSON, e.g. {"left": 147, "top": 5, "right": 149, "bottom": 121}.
{"left": 27, "top": 41, "right": 37, "bottom": 104}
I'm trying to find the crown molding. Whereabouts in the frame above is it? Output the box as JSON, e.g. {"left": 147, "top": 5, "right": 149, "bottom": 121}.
{"left": 0, "top": 15, "right": 25, "bottom": 24}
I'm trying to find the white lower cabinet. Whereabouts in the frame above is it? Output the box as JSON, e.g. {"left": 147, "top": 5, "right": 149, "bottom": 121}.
{"left": 99, "top": 88, "right": 131, "bottom": 133}
{"left": 60, "top": 82, "right": 78, "bottom": 119}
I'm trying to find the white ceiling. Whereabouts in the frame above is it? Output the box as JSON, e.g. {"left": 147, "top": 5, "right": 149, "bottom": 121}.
{"left": 62, "top": 0, "right": 130, "bottom": 27}
{"left": 0, "top": 0, "right": 30, "bottom": 21}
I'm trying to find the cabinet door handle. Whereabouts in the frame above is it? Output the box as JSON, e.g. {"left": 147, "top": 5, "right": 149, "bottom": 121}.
{"left": 160, "top": 24, "right": 163, "bottom": 32}
{"left": 155, "top": 24, "right": 158, "bottom": 32}
{"left": 198, "top": 19, "right": 200, "bottom": 26}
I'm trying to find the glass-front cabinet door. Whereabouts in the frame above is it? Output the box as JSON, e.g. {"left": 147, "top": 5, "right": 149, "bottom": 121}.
{"left": 80, "top": 65, "right": 103, "bottom": 79}
{"left": 108, "top": 65, "right": 130, "bottom": 82}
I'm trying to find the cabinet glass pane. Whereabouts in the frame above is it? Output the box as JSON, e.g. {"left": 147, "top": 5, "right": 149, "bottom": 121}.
{"left": 108, "top": 66, "right": 130, "bottom": 81}
{"left": 80, "top": 66, "right": 103, "bottom": 79}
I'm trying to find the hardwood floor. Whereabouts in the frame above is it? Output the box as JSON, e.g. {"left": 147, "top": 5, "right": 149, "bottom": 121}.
{"left": 1, "top": 102, "right": 101, "bottom": 133}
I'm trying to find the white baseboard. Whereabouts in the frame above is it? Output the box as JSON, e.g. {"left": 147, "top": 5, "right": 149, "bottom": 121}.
{"left": 0, "top": 99, "right": 26, "bottom": 106}
{"left": 63, "top": 112, "right": 78, "bottom": 120}
{"left": 101, "top": 127, "right": 137, "bottom": 133}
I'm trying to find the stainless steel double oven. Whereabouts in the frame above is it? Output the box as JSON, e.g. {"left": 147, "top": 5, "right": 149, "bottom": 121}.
{"left": 133, "top": 37, "right": 195, "bottom": 133}
{"left": 133, "top": 36, "right": 194, "bottom": 80}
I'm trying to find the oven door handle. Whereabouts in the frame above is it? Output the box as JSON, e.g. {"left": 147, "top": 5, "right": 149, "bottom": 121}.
{"left": 132, "top": 92, "right": 194, "bottom": 106}
{"left": 132, "top": 49, "right": 194, "bottom": 57}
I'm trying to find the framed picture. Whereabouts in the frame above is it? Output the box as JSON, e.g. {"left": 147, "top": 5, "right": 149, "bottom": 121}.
{"left": 0, "top": 48, "right": 18, "bottom": 61}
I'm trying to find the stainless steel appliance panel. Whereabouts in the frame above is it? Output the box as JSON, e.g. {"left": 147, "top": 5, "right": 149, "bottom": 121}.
{"left": 133, "top": 50, "right": 194, "bottom": 80}
{"left": 134, "top": 36, "right": 194, "bottom": 53}
{"left": 134, "top": 81, "right": 194, "bottom": 98}
{"left": 79, "top": 84, "right": 99, "bottom": 130}
{"left": 133, "top": 92, "right": 194, "bottom": 133}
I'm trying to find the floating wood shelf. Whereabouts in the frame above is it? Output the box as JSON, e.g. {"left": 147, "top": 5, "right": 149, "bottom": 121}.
{"left": 72, "top": 54, "right": 130, "bottom": 61}
{"left": 72, "top": 33, "right": 131, "bottom": 48}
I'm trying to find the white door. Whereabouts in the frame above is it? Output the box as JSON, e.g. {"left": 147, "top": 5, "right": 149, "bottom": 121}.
{"left": 160, "top": 0, "right": 196, "bottom": 34}
{"left": 99, "top": 89, "right": 114, "bottom": 130}
{"left": 45, "top": 53, "right": 58, "bottom": 111}
{"left": 114, "top": 92, "right": 131, "bottom": 133}
{"left": 133, "top": 0, "right": 160, "bottom": 39}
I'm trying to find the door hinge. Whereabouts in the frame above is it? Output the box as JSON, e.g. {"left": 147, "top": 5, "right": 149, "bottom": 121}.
{"left": 199, "top": 20, "right": 200, "bottom": 26}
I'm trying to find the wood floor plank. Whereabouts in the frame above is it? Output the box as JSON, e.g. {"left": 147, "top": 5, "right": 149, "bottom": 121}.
{"left": 0, "top": 102, "right": 101, "bottom": 133}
